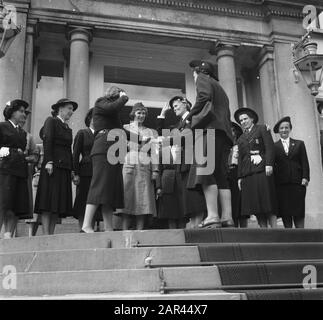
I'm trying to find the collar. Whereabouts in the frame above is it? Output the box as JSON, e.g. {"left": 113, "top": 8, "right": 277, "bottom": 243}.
{"left": 89, "top": 127, "right": 94, "bottom": 134}
{"left": 8, "top": 119, "right": 19, "bottom": 129}
{"left": 181, "top": 111, "right": 189, "bottom": 121}
{"left": 280, "top": 137, "right": 290, "bottom": 144}
{"left": 56, "top": 115, "right": 65, "bottom": 124}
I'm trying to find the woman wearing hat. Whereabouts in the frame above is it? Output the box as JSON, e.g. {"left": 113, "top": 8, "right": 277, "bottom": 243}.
{"left": 82, "top": 87, "right": 129, "bottom": 233}
{"left": 273, "top": 116, "right": 309, "bottom": 228}
{"left": 0, "top": 100, "right": 31, "bottom": 238}
{"left": 72, "top": 108, "right": 101, "bottom": 230}
{"left": 185, "top": 59, "right": 234, "bottom": 228}
{"left": 228, "top": 122, "right": 248, "bottom": 228}
{"left": 34, "top": 98, "right": 77, "bottom": 235}
{"left": 234, "top": 108, "right": 277, "bottom": 228}
{"left": 119, "top": 102, "right": 158, "bottom": 230}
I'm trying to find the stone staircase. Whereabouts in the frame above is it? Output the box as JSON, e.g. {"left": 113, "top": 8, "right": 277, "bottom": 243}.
{"left": 1, "top": 228, "right": 323, "bottom": 300}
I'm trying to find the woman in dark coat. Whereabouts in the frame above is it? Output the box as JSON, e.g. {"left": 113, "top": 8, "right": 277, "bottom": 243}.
{"left": 185, "top": 60, "right": 234, "bottom": 228}
{"left": 273, "top": 116, "right": 310, "bottom": 228}
{"left": 34, "top": 98, "right": 78, "bottom": 235}
{"left": 72, "top": 108, "right": 101, "bottom": 230}
{"left": 82, "top": 87, "right": 129, "bottom": 233}
{"left": 234, "top": 108, "right": 277, "bottom": 228}
{"left": 0, "top": 100, "right": 31, "bottom": 238}
{"left": 228, "top": 122, "right": 248, "bottom": 228}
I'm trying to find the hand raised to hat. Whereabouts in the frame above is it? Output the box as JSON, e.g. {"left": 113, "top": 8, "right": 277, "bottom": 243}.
{"left": 160, "top": 102, "right": 171, "bottom": 117}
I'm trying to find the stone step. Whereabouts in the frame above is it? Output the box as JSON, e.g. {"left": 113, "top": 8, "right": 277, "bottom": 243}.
{"left": 1, "top": 291, "right": 245, "bottom": 300}
{"left": 0, "top": 230, "right": 185, "bottom": 253}
{"left": 0, "top": 247, "right": 200, "bottom": 272}
{"left": 0, "top": 266, "right": 222, "bottom": 297}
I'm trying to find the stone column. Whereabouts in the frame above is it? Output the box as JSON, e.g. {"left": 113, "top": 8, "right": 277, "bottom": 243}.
{"left": 274, "top": 42, "right": 323, "bottom": 228}
{"left": 67, "top": 27, "right": 92, "bottom": 135}
{"left": 22, "top": 23, "right": 37, "bottom": 131}
{"left": 0, "top": 11, "right": 27, "bottom": 121}
{"left": 215, "top": 45, "right": 239, "bottom": 116}
{"left": 258, "top": 45, "right": 280, "bottom": 130}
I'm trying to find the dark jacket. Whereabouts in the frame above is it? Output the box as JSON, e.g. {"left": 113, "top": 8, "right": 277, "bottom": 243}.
{"left": 0, "top": 121, "right": 28, "bottom": 178}
{"left": 156, "top": 116, "right": 191, "bottom": 173}
{"left": 237, "top": 124, "right": 275, "bottom": 179}
{"left": 41, "top": 117, "right": 73, "bottom": 170}
{"left": 186, "top": 73, "right": 233, "bottom": 144}
{"left": 274, "top": 138, "right": 310, "bottom": 185}
{"left": 73, "top": 128, "right": 94, "bottom": 177}
{"left": 91, "top": 95, "right": 129, "bottom": 156}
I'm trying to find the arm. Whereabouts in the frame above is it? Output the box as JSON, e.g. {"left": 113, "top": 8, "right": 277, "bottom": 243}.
{"left": 25, "top": 134, "right": 39, "bottom": 164}
{"left": 300, "top": 141, "right": 310, "bottom": 182}
{"left": 260, "top": 125, "right": 275, "bottom": 167}
{"left": 186, "top": 75, "right": 212, "bottom": 122}
{"left": 95, "top": 95, "right": 129, "bottom": 116}
{"left": 72, "top": 130, "right": 83, "bottom": 176}
{"left": 42, "top": 117, "right": 55, "bottom": 166}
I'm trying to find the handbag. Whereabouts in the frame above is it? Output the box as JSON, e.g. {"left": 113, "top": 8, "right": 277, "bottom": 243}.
{"left": 191, "top": 101, "right": 216, "bottom": 129}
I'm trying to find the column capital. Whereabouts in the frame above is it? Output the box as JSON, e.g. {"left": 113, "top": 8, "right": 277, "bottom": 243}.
{"left": 26, "top": 20, "right": 39, "bottom": 37}
{"left": 67, "top": 26, "right": 93, "bottom": 43}
{"left": 257, "top": 45, "right": 274, "bottom": 70}
{"left": 210, "top": 42, "right": 238, "bottom": 57}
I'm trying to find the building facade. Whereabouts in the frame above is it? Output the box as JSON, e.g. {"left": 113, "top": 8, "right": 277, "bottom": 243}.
{"left": 1, "top": 0, "right": 323, "bottom": 227}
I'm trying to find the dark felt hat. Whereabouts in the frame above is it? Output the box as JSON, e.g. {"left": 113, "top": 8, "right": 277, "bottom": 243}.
{"left": 189, "top": 59, "right": 218, "bottom": 80}
{"left": 273, "top": 116, "right": 292, "bottom": 134}
{"left": 84, "top": 108, "right": 94, "bottom": 127}
{"left": 231, "top": 121, "right": 243, "bottom": 138}
{"left": 51, "top": 98, "right": 78, "bottom": 112}
{"left": 169, "top": 96, "right": 192, "bottom": 110}
{"left": 234, "top": 107, "right": 259, "bottom": 124}
{"left": 3, "top": 99, "right": 30, "bottom": 120}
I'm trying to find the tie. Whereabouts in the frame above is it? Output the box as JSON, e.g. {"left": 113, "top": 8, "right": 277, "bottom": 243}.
{"left": 282, "top": 140, "right": 288, "bottom": 154}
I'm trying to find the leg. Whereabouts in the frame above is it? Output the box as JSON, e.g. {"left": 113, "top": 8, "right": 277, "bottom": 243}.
{"left": 101, "top": 204, "right": 114, "bottom": 231}
{"left": 78, "top": 217, "right": 84, "bottom": 231}
{"left": 233, "top": 218, "right": 239, "bottom": 228}
{"left": 190, "top": 212, "right": 205, "bottom": 228}
{"left": 282, "top": 216, "right": 293, "bottom": 229}
{"left": 257, "top": 215, "right": 268, "bottom": 228}
{"left": 41, "top": 212, "right": 51, "bottom": 235}
{"left": 202, "top": 184, "right": 220, "bottom": 221}
{"left": 268, "top": 214, "right": 277, "bottom": 228}
{"left": 122, "top": 214, "right": 131, "bottom": 231}
{"left": 49, "top": 214, "right": 58, "bottom": 235}
{"left": 136, "top": 215, "right": 145, "bottom": 230}
{"left": 239, "top": 217, "right": 248, "bottom": 228}
{"left": 82, "top": 204, "right": 99, "bottom": 233}
{"left": 294, "top": 217, "right": 305, "bottom": 229}
{"left": 218, "top": 189, "right": 233, "bottom": 221}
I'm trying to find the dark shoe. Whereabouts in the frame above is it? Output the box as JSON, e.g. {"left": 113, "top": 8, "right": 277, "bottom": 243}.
{"left": 221, "top": 219, "right": 235, "bottom": 228}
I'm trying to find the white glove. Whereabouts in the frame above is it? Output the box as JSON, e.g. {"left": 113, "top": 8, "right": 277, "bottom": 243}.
{"left": 0, "top": 147, "right": 10, "bottom": 158}
{"left": 251, "top": 154, "right": 262, "bottom": 165}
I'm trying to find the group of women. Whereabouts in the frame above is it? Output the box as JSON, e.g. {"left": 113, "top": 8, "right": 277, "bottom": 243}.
{"left": 0, "top": 60, "right": 311, "bottom": 238}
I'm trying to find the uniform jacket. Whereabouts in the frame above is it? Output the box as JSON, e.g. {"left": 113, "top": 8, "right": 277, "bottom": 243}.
{"left": 73, "top": 128, "right": 94, "bottom": 177}
{"left": 186, "top": 73, "right": 233, "bottom": 144}
{"left": 91, "top": 95, "right": 129, "bottom": 156}
{"left": 41, "top": 117, "right": 73, "bottom": 170}
{"left": 274, "top": 138, "right": 310, "bottom": 185}
{"left": 156, "top": 116, "right": 191, "bottom": 173}
{"left": 0, "top": 121, "right": 28, "bottom": 177}
{"left": 237, "top": 124, "right": 275, "bottom": 179}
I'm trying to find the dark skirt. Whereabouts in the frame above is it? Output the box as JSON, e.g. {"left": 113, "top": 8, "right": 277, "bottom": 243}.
{"left": 73, "top": 176, "right": 102, "bottom": 221}
{"left": 157, "top": 170, "right": 184, "bottom": 220}
{"left": 240, "top": 172, "right": 277, "bottom": 217}
{"left": 276, "top": 184, "right": 306, "bottom": 218}
{"left": 228, "top": 166, "right": 242, "bottom": 219}
{"left": 86, "top": 154, "right": 124, "bottom": 209}
{"left": 181, "top": 170, "right": 207, "bottom": 218}
{"left": 187, "top": 130, "right": 231, "bottom": 189}
{"left": 0, "top": 173, "right": 31, "bottom": 219}
{"left": 34, "top": 166, "right": 73, "bottom": 218}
